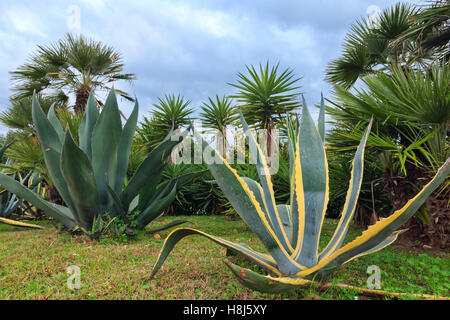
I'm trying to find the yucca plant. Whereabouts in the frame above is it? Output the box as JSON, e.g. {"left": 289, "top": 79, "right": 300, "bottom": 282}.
{"left": 150, "top": 96, "right": 449, "bottom": 293}
{"left": 138, "top": 94, "right": 193, "bottom": 149}
{"left": 0, "top": 89, "right": 203, "bottom": 238}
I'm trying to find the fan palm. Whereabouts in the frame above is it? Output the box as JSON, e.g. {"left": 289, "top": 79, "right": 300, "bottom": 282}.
{"left": 325, "top": 3, "right": 418, "bottom": 88}
{"left": 0, "top": 95, "right": 59, "bottom": 134}
{"left": 393, "top": 0, "right": 450, "bottom": 64}
{"left": 10, "top": 33, "right": 136, "bottom": 113}
{"left": 327, "top": 64, "right": 449, "bottom": 241}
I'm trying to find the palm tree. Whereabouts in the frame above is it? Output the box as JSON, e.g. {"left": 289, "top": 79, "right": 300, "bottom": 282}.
{"left": 229, "top": 62, "right": 301, "bottom": 160}
{"left": 10, "top": 33, "right": 136, "bottom": 113}
{"left": 326, "top": 3, "right": 418, "bottom": 88}
{"left": 138, "top": 94, "right": 193, "bottom": 149}
{"left": 326, "top": 65, "right": 449, "bottom": 244}
{"left": 200, "top": 95, "right": 238, "bottom": 156}
{"left": 393, "top": 0, "right": 450, "bottom": 64}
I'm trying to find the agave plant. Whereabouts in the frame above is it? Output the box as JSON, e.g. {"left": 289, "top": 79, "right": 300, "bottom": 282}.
{"left": 0, "top": 89, "right": 203, "bottom": 238}
{"left": 150, "top": 96, "right": 450, "bottom": 293}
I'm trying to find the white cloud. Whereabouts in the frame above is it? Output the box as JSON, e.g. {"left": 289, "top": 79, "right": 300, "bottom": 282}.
{"left": 0, "top": 0, "right": 407, "bottom": 134}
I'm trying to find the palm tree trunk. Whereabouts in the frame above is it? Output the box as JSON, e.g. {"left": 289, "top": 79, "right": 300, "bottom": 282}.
{"left": 74, "top": 85, "right": 91, "bottom": 113}
{"left": 47, "top": 185, "right": 62, "bottom": 204}
{"left": 383, "top": 163, "right": 449, "bottom": 248}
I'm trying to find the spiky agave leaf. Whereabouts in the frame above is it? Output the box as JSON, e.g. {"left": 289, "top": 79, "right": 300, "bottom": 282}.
{"left": 0, "top": 172, "right": 76, "bottom": 229}
{"left": 0, "top": 89, "right": 202, "bottom": 235}
{"left": 150, "top": 95, "right": 449, "bottom": 293}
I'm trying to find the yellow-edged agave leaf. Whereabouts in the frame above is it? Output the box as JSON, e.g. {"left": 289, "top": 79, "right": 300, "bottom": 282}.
{"left": 290, "top": 139, "right": 305, "bottom": 253}
{"left": 239, "top": 111, "right": 294, "bottom": 254}
{"left": 345, "top": 230, "right": 404, "bottom": 263}
{"left": 193, "top": 128, "right": 306, "bottom": 274}
{"left": 226, "top": 258, "right": 448, "bottom": 299}
{"left": 319, "top": 118, "right": 373, "bottom": 260}
{"left": 224, "top": 259, "right": 309, "bottom": 293}
{"left": 291, "top": 96, "right": 328, "bottom": 267}
{"left": 0, "top": 217, "right": 44, "bottom": 229}
{"left": 151, "top": 228, "right": 281, "bottom": 277}
{"left": 295, "top": 157, "right": 450, "bottom": 279}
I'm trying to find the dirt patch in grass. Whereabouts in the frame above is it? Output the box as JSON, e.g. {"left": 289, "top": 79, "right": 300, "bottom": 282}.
{"left": 393, "top": 234, "right": 449, "bottom": 256}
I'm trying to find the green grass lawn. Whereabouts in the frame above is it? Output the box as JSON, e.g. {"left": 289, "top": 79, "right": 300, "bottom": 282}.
{"left": 0, "top": 215, "right": 449, "bottom": 300}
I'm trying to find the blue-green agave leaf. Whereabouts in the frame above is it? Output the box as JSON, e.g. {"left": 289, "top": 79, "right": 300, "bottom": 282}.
{"left": 61, "top": 132, "right": 101, "bottom": 230}
{"left": 32, "top": 93, "right": 76, "bottom": 215}
{"left": 91, "top": 89, "right": 122, "bottom": 212}
{"left": 47, "top": 103, "right": 65, "bottom": 143}
{"left": 114, "top": 100, "right": 139, "bottom": 194}
{"left": 79, "top": 92, "right": 99, "bottom": 160}
{"left": 145, "top": 220, "right": 190, "bottom": 234}
{"left": 121, "top": 128, "right": 187, "bottom": 209}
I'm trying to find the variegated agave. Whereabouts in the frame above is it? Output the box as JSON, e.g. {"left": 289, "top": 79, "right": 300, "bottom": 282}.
{"left": 0, "top": 89, "right": 203, "bottom": 237}
{"left": 150, "top": 96, "right": 450, "bottom": 293}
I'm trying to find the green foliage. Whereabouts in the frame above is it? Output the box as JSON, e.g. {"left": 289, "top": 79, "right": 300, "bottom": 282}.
{"left": 325, "top": 3, "right": 418, "bottom": 88}
{"left": 327, "top": 65, "right": 449, "bottom": 174}
{"left": 393, "top": 0, "right": 450, "bottom": 64}
{"left": 229, "top": 61, "right": 301, "bottom": 131}
{"left": 200, "top": 95, "right": 238, "bottom": 134}
{"left": 327, "top": 151, "right": 392, "bottom": 220}
{"left": 137, "top": 94, "right": 193, "bottom": 149}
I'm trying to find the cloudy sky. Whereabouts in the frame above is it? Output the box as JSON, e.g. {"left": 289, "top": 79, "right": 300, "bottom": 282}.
{"left": 0, "top": 0, "right": 420, "bottom": 134}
